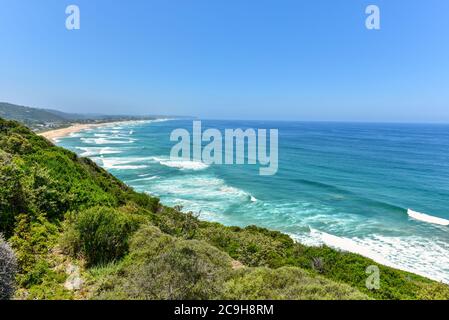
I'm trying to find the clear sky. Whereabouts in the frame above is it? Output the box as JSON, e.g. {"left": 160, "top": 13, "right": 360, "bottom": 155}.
{"left": 0, "top": 0, "right": 448, "bottom": 121}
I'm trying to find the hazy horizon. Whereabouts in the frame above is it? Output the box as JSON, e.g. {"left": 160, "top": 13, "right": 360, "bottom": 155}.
{"left": 1, "top": 0, "right": 448, "bottom": 122}
{"left": 4, "top": 99, "right": 449, "bottom": 124}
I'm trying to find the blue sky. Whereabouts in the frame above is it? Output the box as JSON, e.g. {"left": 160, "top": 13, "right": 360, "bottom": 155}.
{"left": 0, "top": 0, "right": 448, "bottom": 121}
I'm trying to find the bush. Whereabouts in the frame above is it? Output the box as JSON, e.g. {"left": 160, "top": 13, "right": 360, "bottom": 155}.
{"left": 127, "top": 192, "right": 160, "bottom": 213}
{"left": 223, "top": 267, "right": 369, "bottom": 300}
{"left": 96, "top": 226, "right": 233, "bottom": 300}
{"left": 8, "top": 213, "right": 73, "bottom": 300}
{"left": 0, "top": 234, "right": 18, "bottom": 300}
{"left": 22, "top": 166, "right": 69, "bottom": 219}
{"left": 61, "top": 206, "right": 141, "bottom": 267}
{"left": 196, "top": 223, "right": 293, "bottom": 267}
{"left": 9, "top": 214, "right": 59, "bottom": 288}
{"left": 1, "top": 133, "right": 33, "bottom": 154}
{"left": 0, "top": 154, "right": 27, "bottom": 237}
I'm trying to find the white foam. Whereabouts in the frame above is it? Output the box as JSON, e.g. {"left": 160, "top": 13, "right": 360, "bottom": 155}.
{"left": 308, "top": 228, "right": 395, "bottom": 267}
{"left": 114, "top": 165, "right": 148, "bottom": 170}
{"left": 408, "top": 209, "right": 449, "bottom": 226}
{"left": 141, "top": 174, "right": 252, "bottom": 222}
{"left": 291, "top": 228, "right": 449, "bottom": 284}
{"left": 97, "top": 119, "right": 170, "bottom": 129}
{"left": 81, "top": 137, "right": 135, "bottom": 145}
{"left": 151, "top": 157, "right": 209, "bottom": 171}
{"left": 250, "top": 196, "right": 257, "bottom": 202}
{"left": 357, "top": 235, "right": 449, "bottom": 283}
{"left": 100, "top": 147, "right": 122, "bottom": 155}
{"left": 77, "top": 147, "right": 122, "bottom": 157}
{"left": 127, "top": 175, "right": 159, "bottom": 182}
{"left": 69, "top": 132, "right": 82, "bottom": 138}
{"left": 98, "top": 157, "right": 150, "bottom": 170}
{"left": 138, "top": 173, "right": 154, "bottom": 177}
{"left": 145, "top": 118, "right": 172, "bottom": 124}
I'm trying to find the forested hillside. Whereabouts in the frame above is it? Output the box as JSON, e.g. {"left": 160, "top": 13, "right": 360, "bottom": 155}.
{"left": 0, "top": 102, "right": 159, "bottom": 132}
{"left": 0, "top": 102, "right": 71, "bottom": 131}
{"left": 0, "top": 117, "right": 448, "bottom": 300}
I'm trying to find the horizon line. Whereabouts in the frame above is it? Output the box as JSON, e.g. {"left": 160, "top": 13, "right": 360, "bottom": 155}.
{"left": 2, "top": 100, "right": 449, "bottom": 125}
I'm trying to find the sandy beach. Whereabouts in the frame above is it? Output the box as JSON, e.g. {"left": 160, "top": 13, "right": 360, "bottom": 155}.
{"left": 38, "top": 121, "right": 143, "bottom": 142}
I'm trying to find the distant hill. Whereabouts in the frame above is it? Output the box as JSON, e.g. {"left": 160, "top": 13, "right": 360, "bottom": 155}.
{"left": 42, "top": 108, "right": 92, "bottom": 121}
{"left": 0, "top": 102, "right": 68, "bottom": 126}
{"left": 0, "top": 102, "right": 163, "bottom": 132}
{"left": 0, "top": 102, "right": 94, "bottom": 131}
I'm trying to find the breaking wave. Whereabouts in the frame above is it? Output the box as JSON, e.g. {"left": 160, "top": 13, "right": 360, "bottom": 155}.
{"left": 150, "top": 157, "right": 209, "bottom": 171}
{"left": 408, "top": 209, "right": 449, "bottom": 226}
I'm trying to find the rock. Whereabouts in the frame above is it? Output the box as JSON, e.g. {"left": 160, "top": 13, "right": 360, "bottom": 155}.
{"left": 231, "top": 260, "right": 244, "bottom": 270}
{"left": 64, "top": 264, "right": 83, "bottom": 291}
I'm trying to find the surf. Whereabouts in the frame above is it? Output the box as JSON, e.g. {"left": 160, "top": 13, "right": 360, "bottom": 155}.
{"left": 407, "top": 209, "right": 449, "bottom": 226}
{"left": 294, "top": 228, "right": 449, "bottom": 283}
{"left": 151, "top": 156, "right": 210, "bottom": 171}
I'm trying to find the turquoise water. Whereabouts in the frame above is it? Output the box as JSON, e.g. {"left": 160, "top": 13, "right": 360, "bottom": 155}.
{"left": 57, "top": 120, "right": 449, "bottom": 283}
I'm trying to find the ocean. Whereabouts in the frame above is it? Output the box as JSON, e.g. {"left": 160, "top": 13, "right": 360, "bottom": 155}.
{"left": 57, "top": 120, "right": 449, "bottom": 283}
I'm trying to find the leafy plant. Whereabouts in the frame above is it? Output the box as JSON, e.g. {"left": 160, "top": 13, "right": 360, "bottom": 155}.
{"left": 96, "top": 226, "right": 233, "bottom": 300}
{"left": 223, "top": 267, "right": 369, "bottom": 300}
{"left": 9, "top": 214, "right": 59, "bottom": 287}
{"left": 61, "top": 206, "right": 141, "bottom": 266}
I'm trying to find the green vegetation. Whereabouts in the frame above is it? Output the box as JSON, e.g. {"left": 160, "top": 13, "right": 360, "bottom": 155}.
{"left": 0, "top": 102, "right": 69, "bottom": 131}
{"left": 223, "top": 267, "right": 369, "bottom": 300}
{"left": 61, "top": 206, "right": 142, "bottom": 266}
{"left": 0, "top": 117, "right": 448, "bottom": 300}
{"left": 0, "top": 102, "right": 165, "bottom": 132}
{"left": 95, "top": 225, "right": 234, "bottom": 300}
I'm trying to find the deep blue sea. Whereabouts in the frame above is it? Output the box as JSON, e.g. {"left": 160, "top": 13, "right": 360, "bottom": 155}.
{"left": 57, "top": 120, "right": 449, "bottom": 283}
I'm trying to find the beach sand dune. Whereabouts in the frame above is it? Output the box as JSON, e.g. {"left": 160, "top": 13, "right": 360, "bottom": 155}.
{"left": 38, "top": 124, "right": 100, "bottom": 142}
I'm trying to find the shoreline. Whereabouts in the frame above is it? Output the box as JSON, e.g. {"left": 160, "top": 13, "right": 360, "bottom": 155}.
{"left": 46, "top": 120, "right": 449, "bottom": 284}
{"left": 38, "top": 120, "right": 148, "bottom": 142}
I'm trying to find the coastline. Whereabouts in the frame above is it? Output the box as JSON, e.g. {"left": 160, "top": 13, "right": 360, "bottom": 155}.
{"left": 38, "top": 120, "right": 148, "bottom": 142}
{"left": 54, "top": 121, "right": 448, "bottom": 283}
{"left": 7, "top": 117, "right": 441, "bottom": 298}
{"left": 51, "top": 120, "right": 449, "bottom": 284}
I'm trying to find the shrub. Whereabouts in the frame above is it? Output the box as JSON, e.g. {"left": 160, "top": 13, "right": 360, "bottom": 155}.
{"left": 127, "top": 225, "right": 175, "bottom": 260}
{"left": 1, "top": 133, "right": 33, "bottom": 154}
{"left": 9, "top": 213, "right": 73, "bottom": 300}
{"left": 61, "top": 206, "right": 141, "bottom": 266}
{"left": 0, "top": 155, "right": 27, "bottom": 237}
{"left": 124, "top": 241, "right": 232, "bottom": 300}
{"left": 96, "top": 226, "right": 233, "bottom": 300}
{"left": 196, "top": 223, "right": 293, "bottom": 267}
{"left": 223, "top": 267, "right": 369, "bottom": 300}
{"left": 9, "top": 214, "right": 59, "bottom": 287}
{"left": 22, "top": 166, "right": 69, "bottom": 219}
{"left": 149, "top": 206, "right": 201, "bottom": 238}
{"left": 127, "top": 192, "right": 160, "bottom": 213}
{"left": 0, "top": 234, "right": 18, "bottom": 300}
